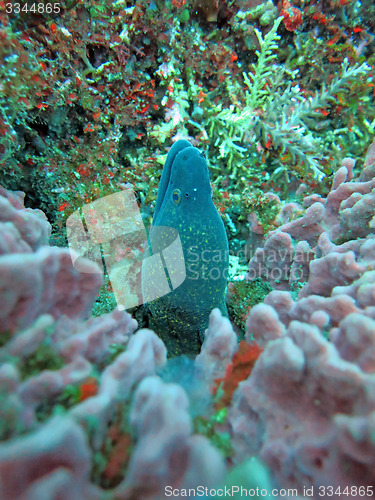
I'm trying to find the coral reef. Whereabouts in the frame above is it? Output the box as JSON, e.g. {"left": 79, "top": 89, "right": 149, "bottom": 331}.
{"left": 228, "top": 138, "right": 375, "bottom": 492}
{"left": 0, "top": 187, "right": 234, "bottom": 498}
{"left": 1, "top": 141, "right": 375, "bottom": 499}
{"left": 1, "top": 0, "right": 374, "bottom": 248}
{"left": 246, "top": 147, "right": 375, "bottom": 295}
{"left": 1, "top": 0, "right": 375, "bottom": 496}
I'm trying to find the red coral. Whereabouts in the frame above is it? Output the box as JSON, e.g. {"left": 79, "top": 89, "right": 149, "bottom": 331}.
{"left": 79, "top": 377, "right": 98, "bottom": 401}
{"left": 214, "top": 341, "right": 263, "bottom": 407}
{"left": 58, "top": 202, "right": 70, "bottom": 212}
{"left": 103, "top": 431, "right": 132, "bottom": 481}
{"left": 281, "top": 1, "right": 303, "bottom": 32}
{"left": 172, "top": 0, "right": 186, "bottom": 7}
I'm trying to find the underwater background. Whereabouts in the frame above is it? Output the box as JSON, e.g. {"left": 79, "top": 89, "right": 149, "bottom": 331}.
{"left": 0, "top": 0, "right": 375, "bottom": 498}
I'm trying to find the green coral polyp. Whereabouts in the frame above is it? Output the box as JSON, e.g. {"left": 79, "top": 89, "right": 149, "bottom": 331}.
{"left": 228, "top": 278, "right": 273, "bottom": 333}
{"left": 20, "top": 344, "right": 65, "bottom": 380}
{"left": 193, "top": 408, "right": 233, "bottom": 458}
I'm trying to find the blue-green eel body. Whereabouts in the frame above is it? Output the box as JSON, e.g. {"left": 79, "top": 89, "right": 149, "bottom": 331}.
{"left": 145, "top": 140, "right": 229, "bottom": 355}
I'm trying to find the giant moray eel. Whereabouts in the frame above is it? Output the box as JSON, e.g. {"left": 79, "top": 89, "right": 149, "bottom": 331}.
{"left": 143, "top": 140, "right": 229, "bottom": 355}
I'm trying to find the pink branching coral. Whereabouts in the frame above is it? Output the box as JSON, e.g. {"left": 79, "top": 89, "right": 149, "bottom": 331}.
{"left": 247, "top": 147, "right": 375, "bottom": 295}
{"left": 0, "top": 185, "right": 228, "bottom": 499}
{"left": 116, "top": 376, "right": 225, "bottom": 499}
{"left": 1, "top": 137, "right": 375, "bottom": 497}
{"left": 228, "top": 138, "right": 375, "bottom": 491}
{"left": 195, "top": 308, "right": 238, "bottom": 382}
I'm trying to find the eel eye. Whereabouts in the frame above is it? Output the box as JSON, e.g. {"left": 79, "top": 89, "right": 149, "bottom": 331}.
{"left": 172, "top": 189, "right": 181, "bottom": 205}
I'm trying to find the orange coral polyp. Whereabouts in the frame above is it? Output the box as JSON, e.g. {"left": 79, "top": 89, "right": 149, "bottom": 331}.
{"left": 214, "top": 341, "right": 263, "bottom": 407}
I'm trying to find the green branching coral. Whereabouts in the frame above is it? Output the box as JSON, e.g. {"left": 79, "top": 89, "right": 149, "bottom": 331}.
{"left": 263, "top": 57, "right": 370, "bottom": 179}
{"left": 244, "top": 17, "right": 283, "bottom": 111}
{"left": 207, "top": 17, "right": 370, "bottom": 180}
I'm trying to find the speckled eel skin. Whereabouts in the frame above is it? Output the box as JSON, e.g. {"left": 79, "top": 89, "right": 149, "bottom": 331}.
{"left": 142, "top": 140, "right": 229, "bottom": 355}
